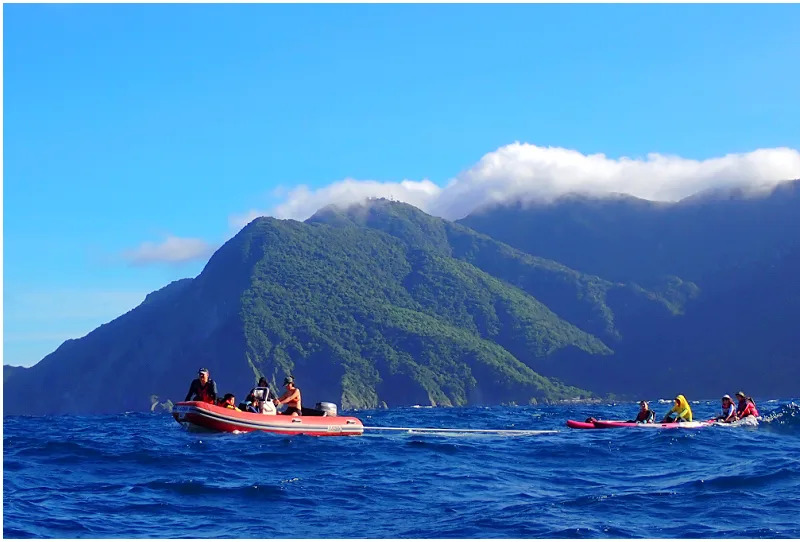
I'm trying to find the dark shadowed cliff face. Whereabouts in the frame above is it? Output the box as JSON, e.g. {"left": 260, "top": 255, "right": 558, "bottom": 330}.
{"left": 458, "top": 179, "right": 800, "bottom": 286}
{"left": 5, "top": 181, "right": 800, "bottom": 416}
{"left": 458, "top": 179, "right": 800, "bottom": 398}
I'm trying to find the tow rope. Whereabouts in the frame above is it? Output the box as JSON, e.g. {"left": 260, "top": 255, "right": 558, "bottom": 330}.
{"left": 361, "top": 425, "right": 557, "bottom": 436}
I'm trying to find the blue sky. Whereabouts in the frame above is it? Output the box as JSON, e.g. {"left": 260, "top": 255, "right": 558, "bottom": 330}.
{"left": 4, "top": 4, "right": 800, "bottom": 367}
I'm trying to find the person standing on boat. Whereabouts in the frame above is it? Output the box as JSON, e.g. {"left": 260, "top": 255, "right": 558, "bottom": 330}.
{"left": 184, "top": 368, "right": 218, "bottom": 404}
{"left": 273, "top": 376, "right": 302, "bottom": 416}
{"left": 661, "top": 394, "right": 693, "bottom": 422}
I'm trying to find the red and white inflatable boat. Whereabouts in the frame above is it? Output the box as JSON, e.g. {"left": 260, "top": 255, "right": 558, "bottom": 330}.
{"left": 172, "top": 401, "right": 364, "bottom": 436}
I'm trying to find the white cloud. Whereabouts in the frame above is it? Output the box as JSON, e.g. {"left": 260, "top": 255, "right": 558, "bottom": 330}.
{"left": 230, "top": 178, "right": 442, "bottom": 228}
{"left": 431, "top": 144, "right": 800, "bottom": 218}
{"left": 235, "top": 144, "right": 800, "bottom": 222}
{"left": 122, "top": 235, "right": 217, "bottom": 265}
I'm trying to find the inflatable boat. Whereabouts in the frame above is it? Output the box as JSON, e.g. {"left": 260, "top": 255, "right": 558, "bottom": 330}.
{"left": 172, "top": 401, "right": 364, "bottom": 436}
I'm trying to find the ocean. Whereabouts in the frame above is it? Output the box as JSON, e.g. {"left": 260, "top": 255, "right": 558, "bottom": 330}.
{"left": 4, "top": 399, "right": 800, "bottom": 538}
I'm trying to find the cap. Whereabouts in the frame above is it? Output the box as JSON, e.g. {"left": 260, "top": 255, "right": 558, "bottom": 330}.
{"left": 722, "top": 394, "right": 732, "bottom": 400}
{"left": 736, "top": 391, "right": 745, "bottom": 398}
{"left": 283, "top": 376, "right": 294, "bottom": 386}
{"left": 198, "top": 368, "right": 210, "bottom": 375}
{"left": 639, "top": 400, "right": 648, "bottom": 406}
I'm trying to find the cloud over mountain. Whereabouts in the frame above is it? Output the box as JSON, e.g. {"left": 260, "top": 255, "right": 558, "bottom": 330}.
{"left": 122, "top": 236, "right": 217, "bottom": 265}
{"left": 240, "top": 144, "right": 800, "bottom": 222}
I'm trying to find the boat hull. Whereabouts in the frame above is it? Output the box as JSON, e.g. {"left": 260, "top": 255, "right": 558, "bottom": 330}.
{"left": 593, "top": 420, "right": 712, "bottom": 429}
{"left": 712, "top": 416, "right": 759, "bottom": 427}
{"left": 172, "top": 401, "right": 364, "bottom": 436}
{"left": 566, "top": 420, "right": 597, "bottom": 429}
{"left": 566, "top": 419, "right": 631, "bottom": 429}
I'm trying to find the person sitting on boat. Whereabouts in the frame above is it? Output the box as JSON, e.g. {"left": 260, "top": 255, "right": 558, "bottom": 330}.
{"left": 239, "top": 377, "right": 270, "bottom": 411}
{"left": 220, "top": 393, "right": 241, "bottom": 411}
{"left": 185, "top": 368, "right": 218, "bottom": 404}
{"left": 273, "top": 376, "right": 302, "bottom": 416}
{"left": 627, "top": 400, "right": 656, "bottom": 423}
{"left": 243, "top": 398, "right": 261, "bottom": 413}
{"left": 246, "top": 377, "right": 271, "bottom": 403}
{"left": 661, "top": 394, "right": 693, "bottom": 423}
{"left": 714, "top": 394, "right": 737, "bottom": 423}
{"left": 735, "top": 391, "right": 759, "bottom": 419}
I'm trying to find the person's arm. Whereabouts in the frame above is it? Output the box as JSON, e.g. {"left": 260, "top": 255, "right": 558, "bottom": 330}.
{"left": 275, "top": 389, "right": 299, "bottom": 405}
{"left": 209, "top": 380, "right": 218, "bottom": 402}
{"left": 185, "top": 380, "right": 197, "bottom": 401}
{"left": 724, "top": 408, "right": 736, "bottom": 422}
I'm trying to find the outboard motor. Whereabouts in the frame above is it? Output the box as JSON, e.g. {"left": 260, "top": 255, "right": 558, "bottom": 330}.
{"left": 316, "top": 402, "right": 338, "bottom": 417}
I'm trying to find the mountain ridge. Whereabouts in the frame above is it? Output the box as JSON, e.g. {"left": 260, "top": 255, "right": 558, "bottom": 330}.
{"left": 5, "top": 180, "right": 799, "bottom": 415}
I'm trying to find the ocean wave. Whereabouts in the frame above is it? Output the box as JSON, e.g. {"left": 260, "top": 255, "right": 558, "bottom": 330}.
{"left": 4, "top": 400, "right": 800, "bottom": 539}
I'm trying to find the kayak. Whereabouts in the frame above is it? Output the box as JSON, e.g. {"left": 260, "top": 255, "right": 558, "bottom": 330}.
{"left": 712, "top": 416, "right": 759, "bottom": 427}
{"left": 593, "top": 420, "right": 712, "bottom": 429}
{"left": 172, "top": 401, "right": 364, "bottom": 436}
{"left": 566, "top": 420, "right": 598, "bottom": 429}
{"left": 566, "top": 419, "right": 626, "bottom": 429}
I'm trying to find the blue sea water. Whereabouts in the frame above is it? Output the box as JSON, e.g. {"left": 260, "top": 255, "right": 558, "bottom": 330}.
{"left": 4, "top": 400, "right": 800, "bottom": 539}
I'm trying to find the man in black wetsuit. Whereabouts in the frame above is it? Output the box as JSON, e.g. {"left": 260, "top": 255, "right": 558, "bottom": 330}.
{"left": 185, "top": 368, "right": 218, "bottom": 404}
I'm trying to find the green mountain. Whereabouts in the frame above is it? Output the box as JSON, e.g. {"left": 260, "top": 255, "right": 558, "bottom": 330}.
{"left": 9, "top": 183, "right": 797, "bottom": 416}
{"left": 6, "top": 204, "right": 652, "bottom": 415}
{"left": 458, "top": 180, "right": 800, "bottom": 398}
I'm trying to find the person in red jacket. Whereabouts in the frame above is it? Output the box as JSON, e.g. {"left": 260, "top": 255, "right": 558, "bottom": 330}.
{"left": 185, "top": 368, "right": 218, "bottom": 404}
{"left": 735, "top": 391, "right": 759, "bottom": 419}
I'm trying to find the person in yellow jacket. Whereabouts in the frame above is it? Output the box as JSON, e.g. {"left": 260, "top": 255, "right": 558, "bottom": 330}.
{"left": 662, "top": 394, "right": 693, "bottom": 423}
{"left": 219, "top": 393, "right": 241, "bottom": 411}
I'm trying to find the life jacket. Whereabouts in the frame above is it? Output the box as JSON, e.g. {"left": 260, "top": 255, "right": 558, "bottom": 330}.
{"left": 195, "top": 381, "right": 215, "bottom": 403}
{"left": 636, "top": 409, "right": 655, "bottom": 423}
{"left": 747, "top": 398, "right": 759, "bottom": 417}
{"left": 721, "top": 403, "right": 736, "bottom": 419}
{"left": 740, "top": 401, "right": 758, "bottom": 418}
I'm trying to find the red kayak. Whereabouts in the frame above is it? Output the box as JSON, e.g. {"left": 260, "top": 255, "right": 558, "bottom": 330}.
{"left": 566, "top": 419, "right": 598, "bottom": 429}
{"left": 172, "top": 401, "right": 364, "bottom": 436}
{"left": 566, "top": 419, "right": 626, "bottom": 429}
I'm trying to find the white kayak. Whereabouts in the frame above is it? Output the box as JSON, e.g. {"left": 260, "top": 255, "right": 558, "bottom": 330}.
{"left": 593, "top": 420, "right": 712, "bottom": 429}
{"left": 712, "top": 416, "right": 759, "bottom": 427}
